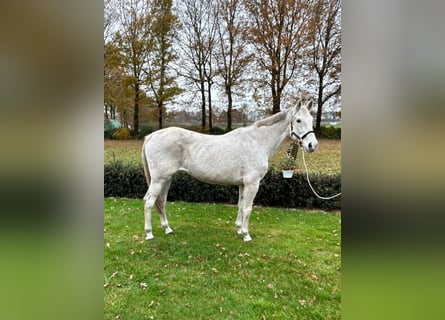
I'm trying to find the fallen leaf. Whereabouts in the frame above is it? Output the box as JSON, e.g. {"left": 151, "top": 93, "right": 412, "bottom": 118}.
{"left": 308, "top": 272, "right": 318, "bottom": 281}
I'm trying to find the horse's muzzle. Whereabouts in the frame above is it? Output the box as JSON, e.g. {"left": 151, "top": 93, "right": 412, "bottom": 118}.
{"left": 304, "top": 141, "right": 318, "bottom": 153}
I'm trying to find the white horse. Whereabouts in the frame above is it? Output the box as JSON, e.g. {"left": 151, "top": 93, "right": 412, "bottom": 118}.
{"left": 141, "top": 100, "right": 318, "bottom": 241}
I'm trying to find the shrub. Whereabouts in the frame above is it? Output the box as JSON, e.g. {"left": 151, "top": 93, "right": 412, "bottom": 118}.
{"left": 104, "top": 163, "right": 341, "bottom": 211}
{"left": 136, "top": 125, "right": 154, "bottom": 139}
{"left": 112, "top": 127, "right": 132, "bottom": 140}
{"left": 319, "top": 125, "right": 341, "bottom": 139}
{"left": 104, "top": 161, "right": 147, "bottom": 198}
{"left": 209, "top": 126, "right": 226, "bottom": 135}
{"left": 104, "top": 128, "right": 116, "bottom": 139}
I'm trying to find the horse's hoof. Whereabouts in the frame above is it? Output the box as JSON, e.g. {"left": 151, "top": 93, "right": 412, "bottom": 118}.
{"left": 237, "top": 229, "right": 243, "bottom": 235}
{"left": 243, "top": 234, "right": 252, "bottom": 242}
{"left": 165, "top": 227, "right": 173, "bottom": 234}
{"left": 145, "top": 233, "right": 154, "bottom": 240}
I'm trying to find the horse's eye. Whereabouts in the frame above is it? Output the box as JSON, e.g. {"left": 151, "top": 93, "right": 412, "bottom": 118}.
{"left": 296, "top": 119, "right": 301, "bottom": 123}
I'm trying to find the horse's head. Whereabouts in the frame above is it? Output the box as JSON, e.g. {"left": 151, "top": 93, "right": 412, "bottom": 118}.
{"left": 290, "top": 100, "right": 318, "bottom": 153}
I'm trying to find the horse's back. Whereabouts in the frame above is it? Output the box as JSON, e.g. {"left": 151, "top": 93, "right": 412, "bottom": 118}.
{"left": 145, "top": 126, "right": 243, "bottom": 151}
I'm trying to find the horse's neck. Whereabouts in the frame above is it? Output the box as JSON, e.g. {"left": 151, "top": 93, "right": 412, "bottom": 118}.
{"left": 247, "top": 112, "right": 291, "bottom": 158}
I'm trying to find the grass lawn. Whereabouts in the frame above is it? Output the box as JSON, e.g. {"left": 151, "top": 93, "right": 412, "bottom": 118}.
{"left": 104, "top": 199, "right": 341, "bottom": 319}
{"left": 104, "top": 138, "right": 341, "bottom": 175}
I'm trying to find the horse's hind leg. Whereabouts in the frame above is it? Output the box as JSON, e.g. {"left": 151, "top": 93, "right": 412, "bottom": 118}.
{"left": 155, "top": 179, "right": 173, "bottom": 235}
{"left": 144, "top": 179, "right": 165, "bottom": 240}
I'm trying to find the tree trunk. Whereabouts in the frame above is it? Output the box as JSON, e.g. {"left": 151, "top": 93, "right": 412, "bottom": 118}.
{"left": 316, "top": 77, "right": 323, "bottom": 134}
{"left": 208, "top": 80, "right": 212, "bottom": 130}
{"left": 133, "top": 83, "right": 139, "bottom": 137}
{"left": 272, "top": 90, "right": 281, "bottom": 114}
{"left": 271, "top": 68, "right": 280, "bottom": 114}
{"left": 158, "top": 102, "right": 163, "bottom": 129}
{"left": 226, "top": 85, "right": 232, "bottom": 131}
{"left": 200, "top": 81, "right": 206, "bottom": 131}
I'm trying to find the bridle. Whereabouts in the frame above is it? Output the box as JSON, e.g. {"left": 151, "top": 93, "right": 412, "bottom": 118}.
{"left": 290, "top": 120, "right": 315, "bottom": 143}
{"left": 288, "top": 118, "right": 341, "bottom": 200}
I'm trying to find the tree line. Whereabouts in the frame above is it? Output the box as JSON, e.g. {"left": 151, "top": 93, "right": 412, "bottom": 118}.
{"left": 104, "top": 0, "right": 341, "bottom": 137}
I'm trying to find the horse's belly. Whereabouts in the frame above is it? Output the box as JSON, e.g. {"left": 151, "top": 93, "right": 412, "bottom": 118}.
{"left": 185, "top": 165, "right": 244, "bottom": 186}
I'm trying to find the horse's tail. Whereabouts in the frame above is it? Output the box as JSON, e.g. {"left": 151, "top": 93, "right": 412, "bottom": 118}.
{"left": 141, "top": 135, "right": 152, "bottom": 197}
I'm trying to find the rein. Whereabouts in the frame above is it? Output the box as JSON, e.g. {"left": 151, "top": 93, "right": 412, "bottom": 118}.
{"left": 288, "top": 112, "right": 340, "bottom": 199}
{"left": 301, "top": 147, "right": 341, "bottom": 200}
{"left": 287, "top": 142, "right": 341, "bottom": 200}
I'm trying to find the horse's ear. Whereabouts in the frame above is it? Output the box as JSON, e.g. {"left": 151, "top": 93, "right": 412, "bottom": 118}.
{"left": 295, "top": 99, "right": 302, "bottom": 111}
{"left": 307, "top": 100, "right": 314, "bottom": 111}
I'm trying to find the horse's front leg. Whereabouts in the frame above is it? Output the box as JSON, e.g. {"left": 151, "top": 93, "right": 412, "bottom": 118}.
{"left": 240, "top": 180, "right": 260, "bottom": 242}
{"left": 236, "top": 185, "right": 244, "bottom": 235}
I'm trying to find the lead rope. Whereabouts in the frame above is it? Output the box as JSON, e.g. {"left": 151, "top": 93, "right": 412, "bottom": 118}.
{"left": 300, "top": 147, "right": 341, "bottom": 199}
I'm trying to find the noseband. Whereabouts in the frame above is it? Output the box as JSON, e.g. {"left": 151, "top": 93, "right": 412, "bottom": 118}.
{"left": 290, "top": 121, "right": 315, "bottom": 142}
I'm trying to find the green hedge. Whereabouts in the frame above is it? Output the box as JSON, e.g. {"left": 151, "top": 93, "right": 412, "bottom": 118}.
{"left": 319, "top": 125, "right": 341, "bottom": 139}
{"left": 104, "top": 162, "right": 341, "bottom": 211}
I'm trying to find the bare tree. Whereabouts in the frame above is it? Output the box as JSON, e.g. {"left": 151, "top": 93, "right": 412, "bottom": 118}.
{"left": 306, "top": 0, "right": 341, "bottom": 133}
{"left": 215, "top": 0, "right": 253, "bottom": 131}
{"left": 177, "top": 0, "right": 217, "bottom": 131}
{"left": 105, "top": 0, "right": 119, "bottom": 42}
{"left": 204, "top": 25, "right": 217, "bottom": 131}
{"left": 245, "top": 0, "right": 310, "bottom": 114}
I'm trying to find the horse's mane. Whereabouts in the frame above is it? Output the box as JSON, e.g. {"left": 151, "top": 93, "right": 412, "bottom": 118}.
{"left": 253, "top": 109, "right": 289, "bottom": 128}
